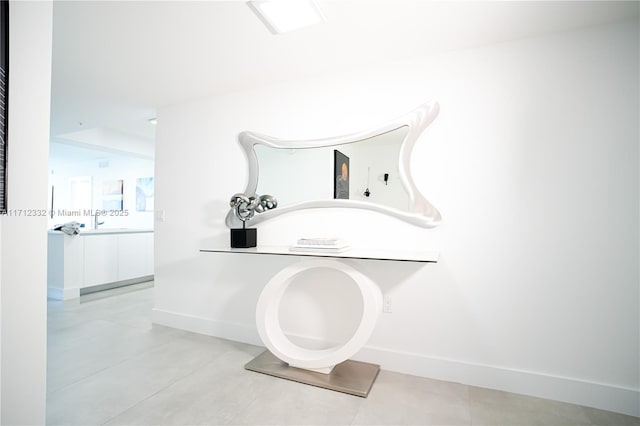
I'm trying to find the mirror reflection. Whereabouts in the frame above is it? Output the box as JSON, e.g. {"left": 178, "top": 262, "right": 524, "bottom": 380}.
{"left": 226, "top": 100, "right": 441, "bottom": 228}
{"left": 255, "top": 126, "right": 410, "bottom": 212}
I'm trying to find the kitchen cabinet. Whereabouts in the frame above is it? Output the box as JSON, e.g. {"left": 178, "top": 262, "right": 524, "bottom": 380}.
{"left": 47, "top": 229, "right": 154, "bottom": 300}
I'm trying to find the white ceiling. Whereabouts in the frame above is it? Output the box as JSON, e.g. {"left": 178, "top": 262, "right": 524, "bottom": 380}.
{"left": 50, "top": 0, "right": 639, "bottom": 146}
{"left": 49, "top": 140, "right": 133, "bottom": 166}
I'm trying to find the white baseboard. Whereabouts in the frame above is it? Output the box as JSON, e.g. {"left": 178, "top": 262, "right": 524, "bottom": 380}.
{"left": 151, "top": 308, "right": 639, "bottom": 417}
{"left": 353, "top": 346, "right": 639, "bottom": 418}
{"left": 152, "top": 308, "right": 263, "bottom": 347}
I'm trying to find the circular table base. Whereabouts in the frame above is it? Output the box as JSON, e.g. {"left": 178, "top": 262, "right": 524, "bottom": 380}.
{"left": 256, "top": 259, "right": 382, "bottom": 373}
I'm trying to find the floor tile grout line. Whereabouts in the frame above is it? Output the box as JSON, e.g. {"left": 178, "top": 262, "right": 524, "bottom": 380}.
{"left": 191, "top": 352, "right": 292, "bottom": 426}
{"left": 47, "top": 327, "right": 180, "bottom": 397}
{"left": 98, "top": 348, "right": 255, "bottom": 426}
{"left": 48, "top": 335, "right": 164, "bottom": 392}
{"left": 47, "top": 343, "right": 157, "bottom": 398}
{"left": 346, "top": 400, "right": 366, "bottom": 426}
{"left": 98, "top": 372, "right": 193, "bottom": 426}
{"left": 47, "top": 321, "right": 166, "bottom": 360}
{"left": 224, "top": 386, "right": 264, "bottom": 426}
{"left": 463, "top": 383, "right": 473, "bottom": 426}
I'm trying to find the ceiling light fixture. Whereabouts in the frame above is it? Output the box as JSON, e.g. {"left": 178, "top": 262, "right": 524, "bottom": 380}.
{"left": 247, "top": 0, "right": 326, "bottom": 35}
{"left": 148, "top": 118, "right": 157, "bottom": 125}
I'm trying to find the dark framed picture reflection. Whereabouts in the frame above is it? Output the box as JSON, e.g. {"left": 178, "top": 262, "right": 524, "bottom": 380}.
{"left": 0, "top": 0, "right": 8, "bottom": 213}
{"left": 334, "top": 150, "right": 349, "bottom": 199}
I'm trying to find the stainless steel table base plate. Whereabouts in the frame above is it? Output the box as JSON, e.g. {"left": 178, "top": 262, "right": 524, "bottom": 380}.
{"left": 244, "top": 350, "right": 380, "bottom": 397}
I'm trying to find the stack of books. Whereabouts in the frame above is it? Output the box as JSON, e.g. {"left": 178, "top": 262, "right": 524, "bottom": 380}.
{"left": 290, "top": 238, "right": 350, "bottom": 253}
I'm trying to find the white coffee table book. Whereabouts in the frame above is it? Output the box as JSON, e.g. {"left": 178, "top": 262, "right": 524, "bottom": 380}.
{"left": 289, "top": 237, "right": 350, "bottom": 253}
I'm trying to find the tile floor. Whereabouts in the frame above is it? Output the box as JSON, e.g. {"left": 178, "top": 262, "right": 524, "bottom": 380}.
{"left": 47, "top": 283, "right": 639, "bottom": 426}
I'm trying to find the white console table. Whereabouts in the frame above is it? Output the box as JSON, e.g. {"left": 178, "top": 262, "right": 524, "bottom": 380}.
{"left": 200, "top": 245, "right": 438, "bottom": 397}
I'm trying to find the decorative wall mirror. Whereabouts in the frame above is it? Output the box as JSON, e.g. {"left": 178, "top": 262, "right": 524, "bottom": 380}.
{"left": 225, "top": 101, "right": 442, "bottom": 228}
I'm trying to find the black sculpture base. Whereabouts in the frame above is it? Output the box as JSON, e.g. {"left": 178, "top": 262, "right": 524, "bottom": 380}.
{"left": 231, "top": 228, "right": 257, "bottom": 248}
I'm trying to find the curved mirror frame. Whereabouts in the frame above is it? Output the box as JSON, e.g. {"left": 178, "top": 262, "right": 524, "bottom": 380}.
{"left": 226, "top": 101, "right": 441, "bottom": 228}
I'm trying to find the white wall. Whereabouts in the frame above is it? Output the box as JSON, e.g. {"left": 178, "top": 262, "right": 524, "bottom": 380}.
{"left": 49, "top": 154, "right": 155, "bottom": 229}
{"left": 154, "top": 19, "right": 639, "bottom": 416}
{"left": 0, "top": 1, "right": 52, "bottom": 424}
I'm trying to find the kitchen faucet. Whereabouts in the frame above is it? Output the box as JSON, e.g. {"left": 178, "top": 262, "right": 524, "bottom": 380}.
{"left": 94, "top": 211, "right": 104, "bottom": 229}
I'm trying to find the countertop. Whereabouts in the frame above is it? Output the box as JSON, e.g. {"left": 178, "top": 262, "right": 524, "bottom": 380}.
{"left": 49, "top": 228, "right": 154, "bottom": 236}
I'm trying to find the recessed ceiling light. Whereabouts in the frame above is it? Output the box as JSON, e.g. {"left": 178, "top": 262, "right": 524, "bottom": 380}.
{"left": 148, "top": 118, "right": 157, "bottom": 125}
{"left": 248, "top": 0, "right": 326, "bottom": 35}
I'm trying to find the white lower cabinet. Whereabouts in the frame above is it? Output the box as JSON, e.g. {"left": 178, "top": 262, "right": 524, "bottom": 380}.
{"left": 83, "top": 234, "right": 120, "bottom": 287}
{"left": 118, "top": 233, "right": 154, "bottom": 281}
{"left": 47, "top": 230, "right": 154, "bottom": 300}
